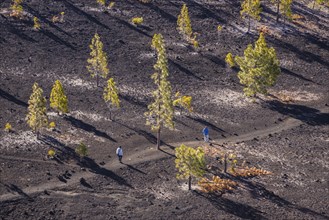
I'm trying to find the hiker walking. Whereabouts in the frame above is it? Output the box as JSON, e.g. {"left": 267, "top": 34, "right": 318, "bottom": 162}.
{"left": 202, "top": 126, "right": 209, "bottom": 142}
{"left": 116, "top": 146, "right": 123, "bottom": 163}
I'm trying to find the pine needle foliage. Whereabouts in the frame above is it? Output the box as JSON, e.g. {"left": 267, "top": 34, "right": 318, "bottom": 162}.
{"left": 10, "top": 0, "right": 23, "bottom": 18}
{"left": 76, "top": 142, "right": 88, "bottom": 158}
{"left": 235, "top": 33, "right": 280, "bottom": 97}
{"left": 225, "top": 53, "right": 235, "bottom": 67}
{"left": 240, "top": 0, "right": 262, "bottom": 32}
{"left": 131, "top": 17, "right": 143, "bottom": 25}
{"left": 177, "top": 4, "right": 198, "bottom": 48}
{"left": 87, "top": 33, "right": 109, "bottom": 87}
{"left": 173, "top": 92, "right": 193, "bottom": 113}
{"left": 33, "top": 17, "right": 41, "bottom": 30}
{"left": 175, "top": 144, "right": 206, "bottom": 190}
{"left": 199, "top": 176, "right": 237, "bottom": 194}
{"left": 97, "top": 0, "right": 106, "bottom": 6}
{"left": 281, "top": 0, "right": 293, "bottom": 23}
{"left": 233, "top": 166, "right": 272, "bottom": 177}
{"left": 26, "top": 83, "right": 48, "bottom": 138}
{"left": 145, "top": 33, "right": 174, "bottom": 149}
{"left": 50, "top": 80, "right": 69, "bottom": 115}
{"left": 4, "top": 123, "right": 12, "bottom": 132}
{"left": 103, "top": 78, "right": 120, "bottom": 119}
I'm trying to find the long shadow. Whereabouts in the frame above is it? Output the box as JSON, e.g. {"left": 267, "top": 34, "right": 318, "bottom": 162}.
{"left": 64, "top": 116, "right": 117, "bottom": 142}
{"left": 224, "top": 174, "right": 329, "bottom": 219}
{"left": 194, "top": 190, "right": 266, "bottom": 219}
{"left": 23, "top": 4, "right": 72, "bottom": 37}
{"left": 113, "top": 120, "right": 175, "bottom": 148}
{"left": 122, "top": 163, "right": 147, "bottom": 175}
{"left": 281, "top": 67, "right": 315, "bottom": 83}
{"left": 144, "top": 2, "right": 177, "bottom": 23}
{"left": 202, "top": 53, "right": 226, "bottom": 68}
{"left": 4, "top": 184, "right": 34, "bottom": 202}
{"left": 5, "top": 23, "right": 37, "bottom": 43}
{"left": 63, "top": 0, "right": 111, "bottom": 30}
{"left": 110, "top": 16, "right": 151, "bottom": 38}
{"left": 82, "top": 157, "right": 133, "bottom": 188}
{"left": 169, "top": 59, "right": 203, "bottom": 80}
{"left": 40, "top": 29, "right": 76, "bottom": 50}
{"left": 186, "top": 116, "right": 226, "bottom": 133}
{"left": 119, "top": 93, "right": 148, "bottom": 108}
{"left": 263, "top": 100, "right": 329, "bottom": 126}
{"left": 0, "top": 89, "right": 28, "bottom": 107}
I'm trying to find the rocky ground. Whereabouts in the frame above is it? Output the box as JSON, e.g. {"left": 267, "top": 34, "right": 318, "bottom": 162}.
{"left": 0, "top": 0, "right": 328, "bottom": 219}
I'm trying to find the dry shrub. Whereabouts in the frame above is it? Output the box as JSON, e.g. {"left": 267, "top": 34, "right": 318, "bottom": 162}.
{"left": 233, "top": 166, "right": 272, "bottom": 177}
{"left": 257, "top": 25, "right": 271, "bottom": 35}
{"left": 292, "top": 14, "right": 306, "bottom": 24}
{"left": 199, "top": 176, "right": 237, "bottom": 194}
{"left": 275, "top": 92, "right": 294, "bottom": 103}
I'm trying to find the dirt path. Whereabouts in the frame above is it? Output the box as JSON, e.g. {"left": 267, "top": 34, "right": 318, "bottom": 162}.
{"left": 0, "top": 109, "right": 325, "bottom": 202}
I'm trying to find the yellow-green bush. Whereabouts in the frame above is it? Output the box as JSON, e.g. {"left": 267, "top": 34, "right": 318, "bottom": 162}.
{"left": 4, "top": 123, "right": 12, "bottom": 132}
{"left": 132, "top": 17, "right": 143, "bottom": 25}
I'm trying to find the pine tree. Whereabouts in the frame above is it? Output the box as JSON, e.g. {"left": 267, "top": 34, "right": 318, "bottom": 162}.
{"left": 175, "top": 144, "right": 206, "bottom": 190}
{"left": 145, "top": 33, "right": 174, "bottom": 150}
{"left": 235, "top": 33, "right": 281, "bottom": 97}
{"left": 240, "top": 0, "right": 262, "bottom": 33}
{"left": 87, "top": 33, "right": 109, "bottom": 87}
{"left": 26, "top": 82, "right": 48, "bottom": 139}
{"left": 281, "top": 0, "right": 293, "bottom": 24}
{"left": 173, "top": 92, "right": 193, "bottom": 114}
{"left": 177, "top": 4, "right": 198, "bottom": 48}
{"left": 103, "top": 78, "right": 120, "bottom": 120}
{"left": 50, "top": 80, "right": 69, "bottom": 115}
{"left": 225, "top": 53, "right": 235, "bottom": 68}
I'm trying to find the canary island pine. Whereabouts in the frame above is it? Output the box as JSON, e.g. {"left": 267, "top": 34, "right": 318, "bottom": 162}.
{"left": 26, "top": 82, "right": 48, "bottom": 139}
{"left": 177, "top": 4, "right": 198, "bottom": 48}
{"left": 87, "top": 33, "right": 109, "bottom": 87}
{"left": 173, "top": 92, "right": 193, "bottom": 114}
{"left": 33, "top": 17, "right": 41, "bottom": 30}
{"left": 131, "top": 17, "right": 143, "bottom": 25}
{"left": 76, "top": 142, "right": 88, "bottom": 162}
{"left": 10, "top": 0, "right": 23, "bottom": 18}
{"left": 281, "top": 0, "right": 293, "bottom": 24}
{"left": 240, "top": 0, "right": 262, "bottom": 33}
{"left": 175, "top": 144, "right": 206, "bottom": 190}
{"left": 4, "top": 123, "right": 12, "bottom": 132}
{"left": 50, "top": 80, "right": 69, "bottom": 115}
{"left": 103, "top": 78, "right": 120, "bottom": 120}
{"left": 145, "top": 33, "right": 174, "bottom": 150}
{"left": 235, "top": 33, "right": 280, "bottom": 97}
{"left": 225, "top": 53, "right": 235, "bottom": 67}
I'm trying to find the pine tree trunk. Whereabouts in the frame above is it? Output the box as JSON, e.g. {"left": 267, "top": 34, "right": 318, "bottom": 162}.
{"left": 248, "top": 16, "right": 251, "bottom": 33}
{"left": 96, "top": 74, "right": 99, "bottom": 87}
{"left": 109, "top": 110, "right": 112, "bottom": 120}
{"left": 276, "top": 2, "right": 280, "bottom": 23}
{"left": 188, "top": 175, "right": 192, "bottom": 190}
{"left": 224, "top": 153, "right": 227, "bottom": 173}
{"left": 36, "top": 130, "right": 40, "bottom": 140}
{"left": 313, "top": 0, "right": 316, "bottom": 9}
{"left": 157, "top": 127, "right": 161, "bottom": 150}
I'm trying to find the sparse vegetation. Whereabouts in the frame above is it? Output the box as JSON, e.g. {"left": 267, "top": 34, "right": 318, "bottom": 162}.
{"left": 177, "top": 4, "right": 198, "bottom": 48}
{"left": 87, "top": 33, "right": 109, "bottom": 87}
{"left": 173, "top": 92, "right": 193, "bottom": 113}
{"left": 50, "top": 80, "right": 69, "bottom": 115}
{"left": 33, "top": 17, "right": 41, "bottom": 30}
{"left": 26, "top": 83, "right": 48, "bottom": 139}
{"left": 235, "top": 33, "right": 280, "bottom": 97}
{"left": 97, "top": 0, "right": 106, "bottom": 6}
{"left": 198, "top": 176, "right": 237, "bottom": 194}
{"left": 175, "top": 144, "right": 206, "bottom": 190}
{"left": 131, "top": 17, "right": 143, "bottom": 25}
{"left": 103, "top": 78, "right": 120, "bottom": 120}
{"left": 49, "top": 121, "right": 56, "bottom": 130}
{"left": 10, "top": 0, "right": 23, "bottom": 18}
{"left": 47, "top": 149, "right": 56, "bottom": 159}
{"left": 145, "top": 33, "right": 174, "bottom": 150}
{"left": 76, "top": 142, "right": 88, "bottom": 159}
{"left": 225, "top": 53, "right": 235, "bottom": 68}
{"left": 108, "top": 2, "right": 115, "bottom": 9}
{"left": 52, "top": 12, "right": 65, "bottom": 23}
{"left": 4, "top": 123, "right": 12, "bottom": 132}
{"left": 240, "top": 0, "right": 262, "bottom": 32}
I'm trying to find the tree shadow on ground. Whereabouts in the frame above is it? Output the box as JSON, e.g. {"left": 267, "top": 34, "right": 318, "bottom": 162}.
{"left": 143, "top": 1, "right": 177, "bottom": 23}
{"left": 3, "top": 184, "right": 34, "bottom": 202}
{"left": 113, "top": 120, "right": 175, "bottom": 149}
{"left": 109, "top": 15, "right": 151, "bottom": 38}
{"left": 169, "top": 59, "right": 203, "bottom": 80}
{"left": 62, "top": 0, "right": 111, "bottom": 31}
{"left": 222, "top": 173, "right": 329, "bottom": 219}
{"left": 119, "top": 93, "right": 148, "bottom": 109}
{"left": 262, "top": 100, "right": 329, "bottom": 126}
{"left": 82, "top": 157, "right": 133, "bottom": 188}
{"left": 281, "top": 67, "right": 315, "bottom": 83}
{"left": 64, "top": 116, "right": 117, "bottom": 142}
{"left": 122, "top": 162, "right": 147, "bottom": 175}
{"left": 186, "top": 116, "right": 226, "bottom": 133}
{"left": 0, "top": 89, "right": 28, "bottom": 107}
{"left": 193, "top": 190, "right": 266, "bottom": 219}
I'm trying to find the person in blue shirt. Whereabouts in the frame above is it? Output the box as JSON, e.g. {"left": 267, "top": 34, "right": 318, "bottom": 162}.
{"left": 202, "top": 126, "right": 209, "bottom": 142}
{"left": 116, "top": 146, "right": 123, "bottom": 163}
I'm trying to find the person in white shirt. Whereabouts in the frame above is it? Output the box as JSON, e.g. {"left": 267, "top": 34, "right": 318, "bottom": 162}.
{"left": 116, "top": 146, "right": 123, "bottom": 163}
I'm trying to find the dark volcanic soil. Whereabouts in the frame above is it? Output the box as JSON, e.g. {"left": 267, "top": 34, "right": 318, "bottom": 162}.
{"left": 0, "top": 0, "right": 329, "bottom": 219}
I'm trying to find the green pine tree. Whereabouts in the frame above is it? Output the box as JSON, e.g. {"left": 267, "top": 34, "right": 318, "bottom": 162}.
{"left": 281, "top": 0, "right": 293, "bottom": 24}
{"left": 240, "top": 0, "right": 262, "bottom": 33}
{"left": 177, "top": 4, "right": 198, "bottom": 48}
{"left": 75, "top": 142, "right": 88, "bottom": 162}
{"left": 175, "top": 144, "right": 206, "bottom": 190}
{"left": 103, "top": 78, "right": 120, "bottom": 120}
{"left": 87, "top": 33, "right": 109, "bottom": 87}
{"left": 145, "top": 33, "right": 174, "bottom": 150}
{"left": 50, "top": 80, "right": 69, "bottom": 115}
{"left": 26, "top": 82, "right": 48, "bottom": 139}
{"left": 235, "top": 33, "right": 281, "bottom": 97}
{"left": 225, "top": 53, "right": 235, "bottom": 68}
